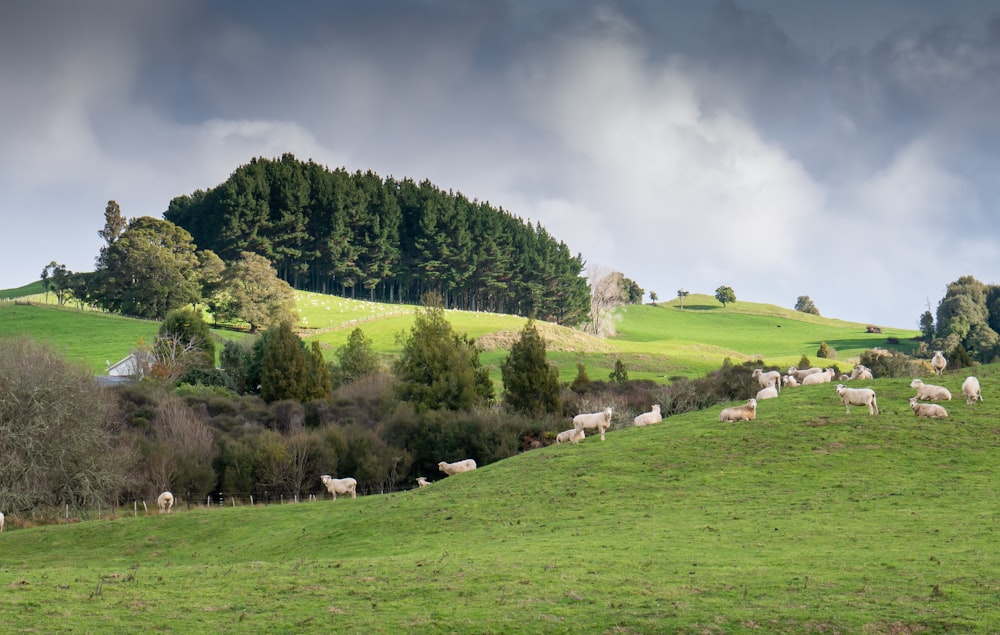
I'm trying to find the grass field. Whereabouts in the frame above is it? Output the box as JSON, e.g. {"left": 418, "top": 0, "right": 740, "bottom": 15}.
{"left": 0, "top": 288, "right": 921, "bottom": 381}
{"left": 0, "top": 366, "right": 996, "bottom": 632}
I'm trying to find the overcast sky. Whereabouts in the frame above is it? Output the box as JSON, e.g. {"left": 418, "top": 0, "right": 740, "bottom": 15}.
{"left": 2, "top": 0, "right": 998, "bottom": 328}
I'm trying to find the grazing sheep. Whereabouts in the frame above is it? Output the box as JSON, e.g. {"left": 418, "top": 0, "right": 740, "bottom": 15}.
{"left": 910, "top": 378, "right": 952, "bottom": 401}
{"left": 719, "top": 398, "right": 757, "bottom": 422}
{"left": 909, "top": 397, "right": 948, "bottom": 418}
{"left": 438, "top": 459, "right": 477, "bottom": 476}
{"left": 962, "top": 376, "right": 984, "bottom": 405}
{"left": 835, "top": 384, "right": 879, "bottom": 415}
{"left": 556, "top": 428, "right": 586, "bottom": 443}
{"left": 573, "top": 407, "right": 613, "bottom": 441}
{"left": 416, "top": 476, "right": 432, "bottom": 488}
{"left": 931, "top": 350, "right": 947, "bottom": 376}
{"left": 782, "top": 374, "right": 800, "bottom": 387}
{"left": 633, "top": 404, "right": 663, "bottom": 427}
{"left": 788, "top": 366, "right": 824, "bottom": 383}
{"left": 756, "top": 382, "right": 779, "bottom": 400}
{"left": 849, "top": 365, "right": 873, "bottom": 380}
{"left": 752, "top": 369, "right": 782, "bottom": 394}
{"left": 801, "top": 368, "right": 835, "bottom": 386}
{"left": 157, "top": 491, "right": 174, "bottom": 514}
{"left": 320, "top": 474, "right": 358, "bottom": 499}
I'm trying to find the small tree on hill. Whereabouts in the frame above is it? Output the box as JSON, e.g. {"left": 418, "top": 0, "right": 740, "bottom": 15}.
{"left": 501, "top": 320, "right": 561, "bottom": 416}
{"left": 609, "top": 358, "right": 628, "bottom": 384}
{"left": 677, "top": 289, "right": 689, "bottom": 309}
{"left": 570, "top": 363, "right": 590, "bottom": 392}
{"left": 795, "top": 295, "right": 820, "bottom": 315}
{"left": 715, "top": 285, "right": 736, "bottom": 308}
{"left": 335, "top": 328, "right": 382, "bottom": 386}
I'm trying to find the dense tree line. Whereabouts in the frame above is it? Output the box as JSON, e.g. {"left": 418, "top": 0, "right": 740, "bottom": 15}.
{"left": 163, "top": 153, "right": 590, "bottom": 324}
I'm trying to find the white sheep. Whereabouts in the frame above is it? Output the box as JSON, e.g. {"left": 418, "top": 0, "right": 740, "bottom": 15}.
{"left": 931, "top": 350, "right": 947, "bottom": 376}
{"left": 782, "top": 374, "right": 799, "bottom": 387}
{"left": 752, "top": 369, "right": 781, "bottom": 394}
{"left": 555, "top": 428, "right": 586, "bottom": 443}
{"left": 416, "top": 476, "right": 432, "bottom": 487}
{"left": 962, "top": 376, "right": 983, "bottom": 405}
{"left": 573, "top": 406, "right": 613, "bottom": 441}
{"left": 787, "top": 366, "right": 824, "bottom": 383}
{"left": 719, "top": 398, "right": 757, "bottom": 422}
{"left": 849, "top": 365, "right": 873, "bottom": 380}
{"left": 755, "top": 382, "right": 778, "bottom": 401}
{"left": 157, "top": 491, "right": 174, "bottom": 514}
{"left": 438, "top": 459, "right": 477, "bottom": 476}
{"left": 909, "top": 397, "right": 948, "bottom": 418}
{"left": 835, "top": 384, "right": 879, "bottom": 415}
{"left": 910, "top": 378, "right": 952, "bottom": 401}
{"left": 633, "top": 404, "right": 663, "bottom": 427}
{"left": 801, "top": 368, "right": 835, "bottom": 386}
{"left": 320, "top": 474, "right": 358, "bottom": 499}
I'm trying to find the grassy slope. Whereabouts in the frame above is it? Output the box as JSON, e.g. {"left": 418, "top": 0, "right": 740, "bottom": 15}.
{"left": 0, "top": 367, "right": 997, "bottom": 632}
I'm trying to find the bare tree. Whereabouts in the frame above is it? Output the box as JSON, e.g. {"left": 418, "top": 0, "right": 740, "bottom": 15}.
{"left": 588, "top": 266, "right": 626, "bottom": 337}
{"left": 146, "top": 396, "right": 217, "bottom": 495}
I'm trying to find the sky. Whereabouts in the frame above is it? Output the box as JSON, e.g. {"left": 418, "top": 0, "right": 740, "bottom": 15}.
{"left": 2, "top": 0, "right": 999, "bottom": 329}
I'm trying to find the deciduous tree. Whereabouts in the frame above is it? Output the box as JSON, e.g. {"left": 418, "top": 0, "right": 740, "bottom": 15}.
{"left": 220, "top": 251, "right": 297, "bottom": 333}
{"left": 715, "top": 285, "right": 736, "bottom": 308}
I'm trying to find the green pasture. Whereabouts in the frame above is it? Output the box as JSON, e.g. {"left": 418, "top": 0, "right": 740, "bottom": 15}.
{"left": 1, "top": 366, "right": 997, "bottom": 632}
{"left": 0, "top": 288, "right": 922, "bottom": 381}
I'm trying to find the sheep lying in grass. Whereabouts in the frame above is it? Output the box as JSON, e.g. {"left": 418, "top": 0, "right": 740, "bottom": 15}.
{"left": 438, "top": 459, "right": 477, "bottom": 476}
{"left": 416, "top": 477, "right": 432, "bottom": 488}
{"left": 962, "top": 376, "right": 983, "bottom": 405}
{"left": 752, "top": 369, "right": 781, "bottom": 394}
{"left": 931, "top": 350, "right": 947, "bottom": 376}
{"left": 910, "top": 378, "right": 952, "bottom": 401}
{"left": 849, "top": 365, "right": 873, "bottom": 380}
{"left": 782, "top": 374, "right": 800, "bottom": 388}
{"left": 573, "top": 407, "right": 613, "bottom": 441}
{"left": 719, "top": 399, "right": 757, "bottom": 422}
{"left": 320, "top": 475, "right": 358, "bottom": 499}
{"left": 801, "top": 368, "right": 835, "bottom": 386}
{"left": 555, "top": 428, "right": 586, "bottom": 444}
{"left": 157, "top": 491, "right": 174, "bottom": 514}
{"left": 909, "top": 397, "right": 948, "bottom": 418}
{"left": 633, "top": 405, "right": 663, "bottom": 427}
{"left": 835, "top": 384, "right": 879, "bottom": 415}
{"left": 756, "top": 382, "right": 778, "bottom": 401}
{"left": 788, "top": 366, "right": 823, "bottom": 383}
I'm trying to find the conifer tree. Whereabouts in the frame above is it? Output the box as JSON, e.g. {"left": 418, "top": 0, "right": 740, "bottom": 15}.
{"left": 501, "top": 320, "right": 561, "bottom": 416}
{"left": 259, "top": 321, "right": 308, "bottom": 403}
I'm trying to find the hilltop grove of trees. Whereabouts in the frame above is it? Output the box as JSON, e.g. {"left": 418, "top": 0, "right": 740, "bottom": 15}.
{"left": 164, "top": 153, "right": 591, "bottom": 325}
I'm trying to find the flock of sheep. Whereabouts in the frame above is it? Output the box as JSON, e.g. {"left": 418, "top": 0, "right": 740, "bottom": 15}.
{"left": 142, "top": 352, "right": 986, "bottom": 511}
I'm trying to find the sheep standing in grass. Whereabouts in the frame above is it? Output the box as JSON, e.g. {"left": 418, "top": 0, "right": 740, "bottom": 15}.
{"left": 719, "top": 399, "right": 757, "bottom": 422}
{"left": 752, "top": 369, "right": 781, "bottom": 394}
{"left": 556, "top": 428, "right": 586, "bottom": 443}
{"left": 438, "top": 459, "right": 477, "bottom": 476}
{"left": 910, "top": 378, "right": 952, "bottom": 401}
{"left": 633, "top": 405, "right": 663, "bottom": 427}
{"left": 835, "top": 384, "right": 879, "bottom": 415}
{"left": 157, "top": 491, "right": 174, "bottom": 514}
{"left": 320, "top": 475, "right": 358, "bottom": 499}
{"left": 909, "top": 397, "right": 948, "bottom": 418}
{"left": 573, "top": 407, "right": 613, "bottom": 441}
{"left": 931, "top": 350, "right": 947, "bottom": 376}
{"left": 962, "top": 376, "right": 984, "bottom": 405}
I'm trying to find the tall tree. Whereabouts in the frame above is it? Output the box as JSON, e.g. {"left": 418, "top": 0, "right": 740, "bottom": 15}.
{"left": 394, "top": 299, "right": 493, "bottom": 411}
{"left": 219, "top": 251, "right": 297, "bottom": 333}
{"left": 93, "top": 216, "right": 202, "bottom": 319}
{"left": 258, "top": 321, "right": 309, "bottom": 403}
{"left": 715, "top": 285, "right": 736, "bottom": 308}
{"left": 500, "top": 320, "right": 560, "bottom": 417}
{"left": 335, "top": 327, "right": 382, "bottom": 385}
{"left": 588, "top": 268, "right": 626, "bottom": 336}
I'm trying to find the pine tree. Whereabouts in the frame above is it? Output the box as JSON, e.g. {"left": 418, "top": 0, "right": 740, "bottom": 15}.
{"left": 501, "top": 320, "right": 561, "bottom": 416}
{"left": 259, "top": 321, "right": 308, "bottom": 403}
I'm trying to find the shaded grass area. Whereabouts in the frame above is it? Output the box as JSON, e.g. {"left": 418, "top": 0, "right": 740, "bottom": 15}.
{"left": 1, "top": 368, "right": 997, "bottom": 632}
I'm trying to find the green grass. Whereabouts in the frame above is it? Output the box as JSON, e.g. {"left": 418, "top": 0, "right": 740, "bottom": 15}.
{"left": 1, "top": 367, "right": 997, "bottom": 632}
{"left": 0, "top": 280, "right": 45, "bottom": 300}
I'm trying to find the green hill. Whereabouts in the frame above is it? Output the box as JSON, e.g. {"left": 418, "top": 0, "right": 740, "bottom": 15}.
{"left": 0, "top": 289, "right": 920, "bottom": 379}
{"left": 0, "top": 366, "right": 995, "bottom": 632}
